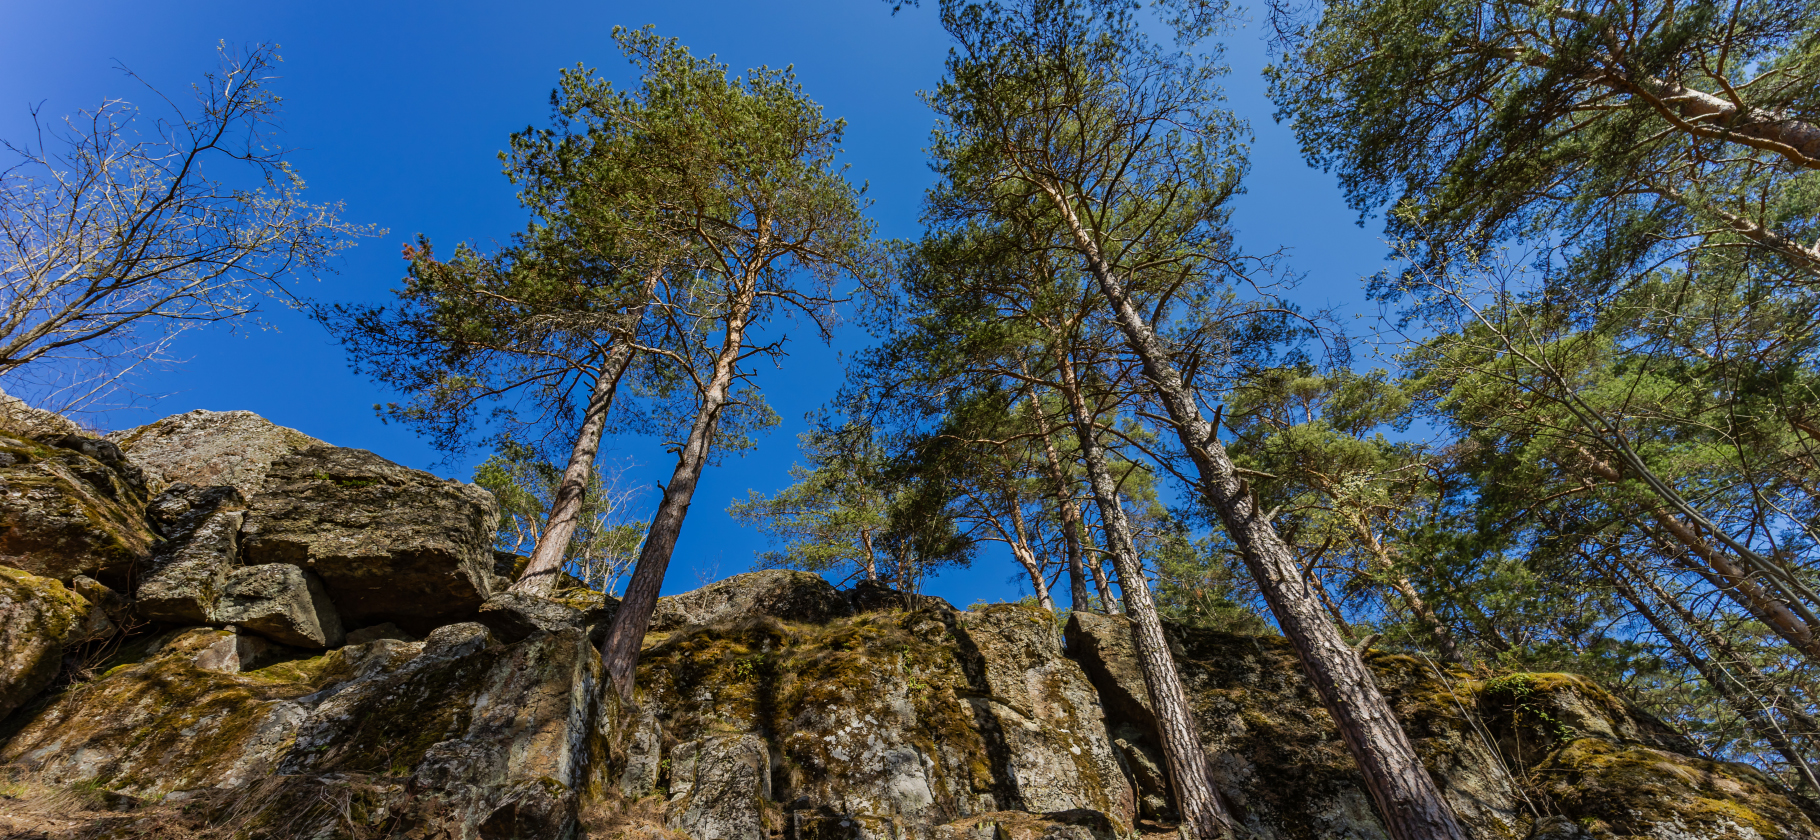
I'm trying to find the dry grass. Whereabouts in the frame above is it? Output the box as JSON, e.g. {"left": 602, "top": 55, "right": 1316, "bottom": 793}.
{"left": 0, "top": 778, "right": 227, "bottom": 840}
{"left": 578, "top": 790, "right": 688, "bottom": 840}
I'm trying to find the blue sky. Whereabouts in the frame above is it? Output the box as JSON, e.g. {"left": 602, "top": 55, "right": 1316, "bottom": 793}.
{"left": 1, "top": 0, "right": 1390, "bottom": 606}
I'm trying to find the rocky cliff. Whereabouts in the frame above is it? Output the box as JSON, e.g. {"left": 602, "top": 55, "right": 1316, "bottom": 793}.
{"left": 0, "top": 403, "right": 1812, "bottom": 840}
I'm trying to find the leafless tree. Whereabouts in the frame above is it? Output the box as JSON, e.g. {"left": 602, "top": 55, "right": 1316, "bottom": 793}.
{"left": 0, "top": 43, "right": 367, "bottom": 412}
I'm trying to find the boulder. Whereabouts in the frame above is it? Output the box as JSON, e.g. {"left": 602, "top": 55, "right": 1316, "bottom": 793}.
{"left": 239, "top": 446, "right": 500, "bottom": 634}
{"left": 1534, "top": 738, "right": 1818, "bottom": 839}
{"left": 953, "top": 605, "right": 1133, "bottom": 822}
{"left": 634, "top": 604, "right": 1133, "bottom": 837}
{"left": 0, "top": 566, "right": 100, "bottom": 722}
{"left": 665, "top": 734, "right": 772, "bottom": 840}
{"left": 651, "top": 569, "right": 852, "bottom": 631}
{"left": 71, "top": 574, "right": 131, "bottom": 630}
{"left": 848, "top": 578, "right": 959, "bottom": 614}
{"left": 274, "top": 623, "right": 604, "bottom": 839}
{"left": 215, "top": 563, "right": 344, "bottom": 649}
{"left": 476, "top": 588, "right": 616, "bottom": 644}
{"left": 617, "top": 704, "right": 665, "bottom": 799}
{"left": 1478, "top": 673, "right": 1820, "bottom": 840}
{"left": 0, "top": 426, "right": 155, "bottom": 586}
{"left": 107, "top": 409, "right": 327, "bottom": 500}
{"left": 0, "top": 625, "right": 422, "bottom": 798}
{"left": 1063, "top": 612, "right": 1154, "bottom": 733}
{"left": 1, "top": 622, "right": 605, "bottom": 840}
{"left": 0, "top": 387, "right": 83, "bottom": 440}
{"left": 1066, "top": 614, "right": 1534, "bottom": 839}
{"left": 134, "top": 484, "right": 246, "bottom": 624}
{"left": 191, "top": 628, "right": 295, "bottom": 673}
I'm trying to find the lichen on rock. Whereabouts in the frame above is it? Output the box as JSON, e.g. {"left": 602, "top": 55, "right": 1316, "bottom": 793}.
{"left": 0, "top": 566, "right": 100, "bottom": 723}
{"left": 0, "top": 427, "right": 154, "bottom": 586}
{"left": 107, "top": 408, "right": 327, "bottom": 500}
{"left": 238, "top": 445, "right": 500, "bottom": 634}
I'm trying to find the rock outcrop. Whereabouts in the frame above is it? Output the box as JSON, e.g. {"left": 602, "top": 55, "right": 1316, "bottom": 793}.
{"left": 239, "top": 446, "right": 501, "bottom": 634}
{"left": 0, "top": 425, "right": 154, "bottom": 587}
{"left": 107, "top": 409, "right": 327, "bottom": 500}
{"left": 216, "top": 562, "right": 344, "bottom": 649}
{"left": 0, "top": 403, "right": 1811, "bottom": 840}
{"left": 1, "top": 622, "right": 603, "bottom": 839}
{"left": 0, "top": 566, "right": 105, "bottom": 723}
{"left": 0, "top": 388, "right": 83, "bottom": 441}
{"left": 134, "top": 483, "right": 247, "bottom": 624}
{"left": 650, "top": 567, "right": 852, "bottom": 630}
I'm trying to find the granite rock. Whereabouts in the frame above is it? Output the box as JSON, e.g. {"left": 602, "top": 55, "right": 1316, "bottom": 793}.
{"left": 651, "top": 569, "right": 852, "bottom": 631}
{"left": 239, "top": 446, "right": 499, "bottom": 634}
{"left": 215, "top": 563, "right": 344, "bottom": 649}
{"left": 108, "top": 409, "right": 327, "bottom": 500}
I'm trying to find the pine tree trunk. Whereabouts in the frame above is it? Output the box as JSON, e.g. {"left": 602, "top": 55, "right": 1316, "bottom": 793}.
{"left": 1601, "top": 553, "right": 1820, "bottom": 799}
{"left": 1011, "top": 543, "right": 1056, "bottom": 611}
{"left": 1045, "top": 193, "right": 1469, "bottom": 840}
{"left": 1580, "top": 453, "right": 1820, "bottom": 662}
{"left": 512, "top": 343, "right": 638, "bottom": 596}
{"left": 1034, "top": 397, "right": 1093, "bottom": 610}
{"left": 599, "top": 292, "right": 751, "bottom": 701}
{"left": 1618, "top": 547, "right": 1820, "bottom": 756}
{"left": 1349, "top": 518, "right": 1467, "bottom": 666}
{"left": 860, "top": 529, "right": 879, "bottom": 581}
{"left": 1008, "top": 500, "right": 1055, "bottom": 611}
{"left": 1056, "top": 348, "right": 1234, "bottom": 840}
{"left": 1089, "top": 552, "right": 1120, "bottom": 613}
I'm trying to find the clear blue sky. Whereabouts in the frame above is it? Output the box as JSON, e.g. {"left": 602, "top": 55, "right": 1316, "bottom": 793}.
{"left": 0, "top": 0, "right": 1390, "bottom": 606}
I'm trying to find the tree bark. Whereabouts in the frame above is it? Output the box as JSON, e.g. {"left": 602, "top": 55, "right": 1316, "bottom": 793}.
{"left": 1576, "top": 453, "right": 1820, "bottom": 663}
{"left": 1599, "top": 553, "right": 1820, "bottom": 799}
{"left": 1007, "top": 499, "right": 1056, "bottom": 611}
{"left": 1033, "top": 396, "right": 1094, "bottom": 610}
{"left": 598, "top": 288, "right": 752, "bottom": 701}
{"left": 1055, "top": 348, "right": 1234, "bottom": 840}
{"left": 1346, "top": 515, "right": 1468, "bottom": 666}
{"left": 859, "top": 529, "right": 879, "bottom": 581}
{"left": 512, "top": 343, "right": 639, "bottom": 596}
{"left": 1088, "top": 551, "right": 1121, "bottom": 613}
{"left": 1043, "top": 190, "right": 1469, "bottom": 840}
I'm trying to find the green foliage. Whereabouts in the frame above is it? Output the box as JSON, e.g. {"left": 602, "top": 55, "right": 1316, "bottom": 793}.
{"left": 472, "top": 442, "right": 643, "bottom": 593}
{"left": 731, "top": 420, "right": 974, "bottom": 589}
{"left": 1270, "top": 0, "right": 1820, "bottom": 789}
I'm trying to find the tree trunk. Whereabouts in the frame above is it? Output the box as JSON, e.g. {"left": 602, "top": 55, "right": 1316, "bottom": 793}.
{"left": 860, "top": 529, "right": 879, "bottom": 581}
{"left": 1384, "top": 573, "right": 1467, "bottom": 666}
{"left": 1599, "top": 553, "right": 1820, "bottom": 799}
{"left": 1617, "top": 546, "right": 1820, "bottom": 754}
{"left": 1578, "top": 453, "right": 1820, "bottom": 663}
{"left": 1348, "top": 517, "right": 1468, "bottom": 666}
{"left": 1034, "top": 397, "right": 1093, "bottom": 610}
{"left": 512, "top": 343, "right": 638, "bottom": 596}
{"left": 1055, "top": 348, "right": 1234, "bottom": 840}
{"left": 598, "top": 290, "right": 752, "bottom": 702}
{"left": 1007, "top": 500, "right": 1056, "bottom": 611}
{"left": 1045, "top": 192, "right": 1469, "bottom": 840}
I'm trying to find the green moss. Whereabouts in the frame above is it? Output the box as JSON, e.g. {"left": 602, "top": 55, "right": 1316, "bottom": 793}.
{"left": 242, "top": 650, "right": 345, "bottom": 685}
{"left": 1539, "top": 738, "right": 1816, "bottom": 839}
{"left": 633, "top": 608, "right": 997, "bottom": 809}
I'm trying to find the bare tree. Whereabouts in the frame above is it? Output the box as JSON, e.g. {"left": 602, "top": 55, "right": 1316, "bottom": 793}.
{"left": 0, "top": 43, "right": 365, "bottom": 412}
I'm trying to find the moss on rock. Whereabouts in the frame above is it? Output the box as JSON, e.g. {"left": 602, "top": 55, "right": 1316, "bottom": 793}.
{"left": 0, "top": 566, "right": 97, "bottom": 723}
{"left": 1536, "top": 738, "right": 1817, "bottom": 839}
{"left": 0, "top": 428, "right": 155, "bottom": 586}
